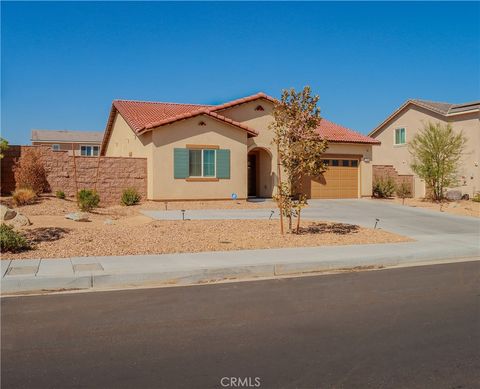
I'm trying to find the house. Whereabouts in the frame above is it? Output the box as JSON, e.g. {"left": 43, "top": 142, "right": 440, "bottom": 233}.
{"left": 369, "top": 99, "right": 480, "bottom": 197}
{"left": 101, "top": 92, "right": 379, "bottom": 201}
{"left": 31, "top": 129, "right": 104, "bottom": 156}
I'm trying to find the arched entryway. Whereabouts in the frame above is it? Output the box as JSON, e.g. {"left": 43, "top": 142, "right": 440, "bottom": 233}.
{"left": 247, "top": 147, "right": 273, "bottom": 197}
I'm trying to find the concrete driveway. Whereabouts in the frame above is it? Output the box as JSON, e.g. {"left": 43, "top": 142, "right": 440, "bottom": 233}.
{"left": 142, "top": 199, "right": 480, "bottom": 261}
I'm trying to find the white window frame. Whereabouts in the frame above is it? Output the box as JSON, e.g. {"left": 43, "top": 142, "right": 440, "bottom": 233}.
{"left": 80, "top": 145, "right": 100, "bottom": 156}
{"left": 188, "top": 149, "right": 216, "bottom": 178}
{"left": 52, "top": 144, "right": 60, "bottom": 151}
{"left": 394, "top": 127, "right": 406, "bottom": 146}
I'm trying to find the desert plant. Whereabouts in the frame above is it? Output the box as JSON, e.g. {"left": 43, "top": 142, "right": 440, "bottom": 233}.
{"left": 0, "top": 137, "right": 8, "bottom": 159}
{"left": 77, "top": 189, "right": 100, "bottom": 212}
{"left": 0, "top": 223, "right": 31, "bottom": 252}
{"left": 121, "top": 188, "right": 141, "bottom": 206}
{"left": 472, "top": 193, "right": 480, "bottom": 203}
{"left": 55, "top": 190, "right": 66, "bottom": 199}
{"left": 12, "top": 188, "right": 37, "bottom": 206}
{"left": 270, "top": 86, "right": 328, "bottom": 233}
{"left": 396, "top": 181, "right": 412, "bottom": 205}
{"left": 409, "top": 122, "right": 466, "bottom": 201}
{"left": 13, "top": 148, "right": 48, "bottom": 194}
{"left": 372, "top": 175, "right": 396, "bottom": 198}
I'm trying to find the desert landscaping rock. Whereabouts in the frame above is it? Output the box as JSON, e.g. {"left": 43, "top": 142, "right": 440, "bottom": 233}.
{"left": 0, "top": 204, "right": 16, "bottom": 221}
{"left": 65, "top": 212, "right": 90, "bottom": 222}
{"left": 7, "top": 213, "right": 31, "bottom": 228}
{"left": 445, "top": 190, "right": 462, "bottom": 201}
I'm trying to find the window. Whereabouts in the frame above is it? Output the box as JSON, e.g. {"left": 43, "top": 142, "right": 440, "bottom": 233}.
{"left": 351, "top": 160, "right": 358, "bottom": 167}
{"left": 80, "top": 145, "right": 99, "bottom": 156}
{"left": 342, "top": 160, "right": 350, "bottom": 167}
{"left": 323, "top": 159, "right": 330, "bottom": 166}
{"left": 188, "top": 149, "right": 216, "bottom": 177}
{"left": 395, "top": 127, "right": 406, "bottom": 145}
{"left": 331, "top": 160, "right": 339, "bottom": 167}
{"left": 52, "top": 144, "right": 60, "bottom": 151}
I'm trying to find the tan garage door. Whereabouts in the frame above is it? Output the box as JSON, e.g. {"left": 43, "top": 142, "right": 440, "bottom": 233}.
{"left": 306, "top": 159, "right": 359, "bottom": 199}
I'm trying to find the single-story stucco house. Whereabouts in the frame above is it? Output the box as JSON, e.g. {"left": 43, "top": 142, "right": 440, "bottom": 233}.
{"left": 369, "top": 99, "right": 480, "bottom": 197}
{"left": 101, "top": 92, "right": 380, "bottom": 201}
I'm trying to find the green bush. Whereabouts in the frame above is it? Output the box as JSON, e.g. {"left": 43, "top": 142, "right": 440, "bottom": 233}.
{"left": 121, "top": 188, "right": 141, "bottom": 206}
{"left": 0, "top": 223, "right": 31, "bottom": 252}
{"left": 77, "top": 189, "right": 100, "bottom": 212}
{"left": 373, "top": 176, "right": 396, "bottom": 198}
{"left": 55, "top": 190, "right": 66, "bottom": 199}
{"left": 12, "top": 188, "right": 37, "bottom": 206}
{"left": 472, "top": 193, "right": 480, "bottom": 203}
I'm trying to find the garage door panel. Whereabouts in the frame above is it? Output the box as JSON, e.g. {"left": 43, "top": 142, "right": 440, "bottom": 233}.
{"left": 307, "top": 159, "right": 359, "bottom": 199}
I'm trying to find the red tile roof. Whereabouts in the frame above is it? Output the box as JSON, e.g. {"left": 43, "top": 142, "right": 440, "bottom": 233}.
{"left": 317, "top": 118, "right": 380, "bottom": 144}
{"left": 101, "top": 92, "right": 378, "bottom": 154}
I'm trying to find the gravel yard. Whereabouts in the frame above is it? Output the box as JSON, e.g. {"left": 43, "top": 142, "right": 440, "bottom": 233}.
{"left": 1, "top": 196, "right": 411, "bottom": 260}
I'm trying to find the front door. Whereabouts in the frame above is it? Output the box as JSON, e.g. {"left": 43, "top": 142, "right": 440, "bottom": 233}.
{"left": 248, "top": 153, "right": 257, "bottom": 197}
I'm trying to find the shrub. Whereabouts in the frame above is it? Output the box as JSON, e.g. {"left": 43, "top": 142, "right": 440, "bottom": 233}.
{"left": 396, "top": 181, "right": 412, "bottom": 204}
{"left": 56, "top": 190, "right": 66, "bottom": 199}
{"left": 472, "top": 193, "right": 480, "bottom": 203}
{"left": 121, "top": 188, "right": 141, "bottom": 206}
{"left": 0, "top": 223, "right": 31, "bottom": 252}
{"left": 372, "top": 175, "right": 396, "bottom": 198}
{"left": 13, "top": 148, "right": 48, "bottom": 194}
{"left": 77, "top": 189, "right": 100, "bottom": 212}
{"left": 12, "top": 188, "right": 37, "bottom": 206}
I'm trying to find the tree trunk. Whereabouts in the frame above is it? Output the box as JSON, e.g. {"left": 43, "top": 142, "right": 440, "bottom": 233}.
{"left": 276, "top": 142, "right": 284, "bottom": 235}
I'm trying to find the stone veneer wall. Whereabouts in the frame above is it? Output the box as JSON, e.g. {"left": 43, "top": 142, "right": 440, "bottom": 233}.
{"left": 372, "top": 165, "right": 414, "bottom": 191}
{"left": 1, "top": 146, "right": 147, "bottom": 204}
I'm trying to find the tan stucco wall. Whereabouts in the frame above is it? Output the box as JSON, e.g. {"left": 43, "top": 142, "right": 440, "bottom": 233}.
{"left": 371, "top": 105, "right": 480, "bottom": 197}
{"left": 149, "top": 115, "right": 248, "bottom": 200}
{"left": 220, "top": 100, "right": 374, "bottom": 198}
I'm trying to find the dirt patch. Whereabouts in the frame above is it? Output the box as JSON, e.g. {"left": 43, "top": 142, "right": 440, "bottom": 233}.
{"left": 376, "top": 197, "right": 480, "bottom": 218}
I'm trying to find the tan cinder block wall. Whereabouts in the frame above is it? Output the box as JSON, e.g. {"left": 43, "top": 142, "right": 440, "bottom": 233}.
{"left": 372, "top": 105, "right": 480, "bottom": 197}
{"left": 0, "top": 146, "right": 147, "bottom": 204}
{"left": 149, "top": 115, "right": 248, "bottom": 200}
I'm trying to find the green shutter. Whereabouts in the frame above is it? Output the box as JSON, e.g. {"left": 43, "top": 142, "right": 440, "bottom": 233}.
{"left": 216, "top": 149, "right": 230, "bottom": 179}
{"left": 174, "top": 148, "right": 189, "bottom": 178}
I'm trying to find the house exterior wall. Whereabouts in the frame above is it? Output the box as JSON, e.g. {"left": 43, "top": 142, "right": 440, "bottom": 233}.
{"left": 149, "top": 115, "right": 248, "bottom": 200}
{"left": 371, "top": 105, "right": 480, "bottom": 197}
{"left": 220, "top": 100, "right": 374, "bottom": 197}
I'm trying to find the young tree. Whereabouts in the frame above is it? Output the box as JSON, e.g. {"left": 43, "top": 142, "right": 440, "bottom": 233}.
{"left": 270, "top": 86, "right": 328, "bottom": 233}
{"left": 0, "top": 137, "right": 8, "bottom": 159}
{"left": 409, "top": 122, "right": 466, "bottom": 201}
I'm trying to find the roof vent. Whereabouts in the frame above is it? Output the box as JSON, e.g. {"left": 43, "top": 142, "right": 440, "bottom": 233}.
{"left": 255, "top": 105, "right": 264, "bottom": 111}
{"left": 198, "top": 121, "right": 206, "bottom": 126}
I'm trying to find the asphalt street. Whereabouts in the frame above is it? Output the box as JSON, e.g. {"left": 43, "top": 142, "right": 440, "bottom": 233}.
{"left": 2, "top": 261, "right": 479, "bottom": 389}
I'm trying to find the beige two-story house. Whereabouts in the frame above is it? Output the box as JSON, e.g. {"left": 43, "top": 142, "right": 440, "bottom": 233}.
{"left": 369, "top": 99, "right": 480, "bottom": 197}
{"left": 101, "top": 92, "right": 379, "bottom": 201}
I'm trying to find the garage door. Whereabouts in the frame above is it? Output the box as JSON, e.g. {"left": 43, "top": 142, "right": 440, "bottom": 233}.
{"left": 306, "top": 158, "right": 359, "bottom": 199}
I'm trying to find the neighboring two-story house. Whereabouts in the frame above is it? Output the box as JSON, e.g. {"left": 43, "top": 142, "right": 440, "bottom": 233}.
{"left": 101, "top": 92, "right": 380, "bottom": 201}
{"left": 31, "top": 129, "right": 104, "bottom": 156}
{"left": 369, "top": 99, "right": 480, "bottom": 197}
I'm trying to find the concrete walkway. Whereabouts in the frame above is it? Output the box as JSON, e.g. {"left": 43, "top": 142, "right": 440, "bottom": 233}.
{"left": 2, "top": 200, "right": 479, "bottom": 294}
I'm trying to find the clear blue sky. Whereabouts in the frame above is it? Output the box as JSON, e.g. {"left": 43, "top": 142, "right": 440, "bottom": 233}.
{"left": 2, "top": 1, "right": 479, "bottom": 145}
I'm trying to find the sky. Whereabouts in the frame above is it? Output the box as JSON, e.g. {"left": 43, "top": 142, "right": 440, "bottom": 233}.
{"left": 2, "top": 1, "right": 479, "bottom": 145}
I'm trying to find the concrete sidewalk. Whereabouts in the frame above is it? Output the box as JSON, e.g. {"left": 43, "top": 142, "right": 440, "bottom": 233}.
{"left": 2, "top": 199, "right": 479, "bottom": 295}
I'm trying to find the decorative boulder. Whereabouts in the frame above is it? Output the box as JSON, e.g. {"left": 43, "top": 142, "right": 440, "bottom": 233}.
{"left": 65, "top": 212, "right": 89, "bottom": 222}
{"left": 8, "top": 213, "right": 31, "bottom": 228}
{"left": 0, "top": 204, "right": 17, "bottom": 221}
{"left": 445, "top": 190, "right": 462, "bottom": 201}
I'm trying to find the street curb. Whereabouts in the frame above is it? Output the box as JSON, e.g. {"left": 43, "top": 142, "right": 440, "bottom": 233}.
{"left": 1, "top": 256, "right": 478, "bottom": 296}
